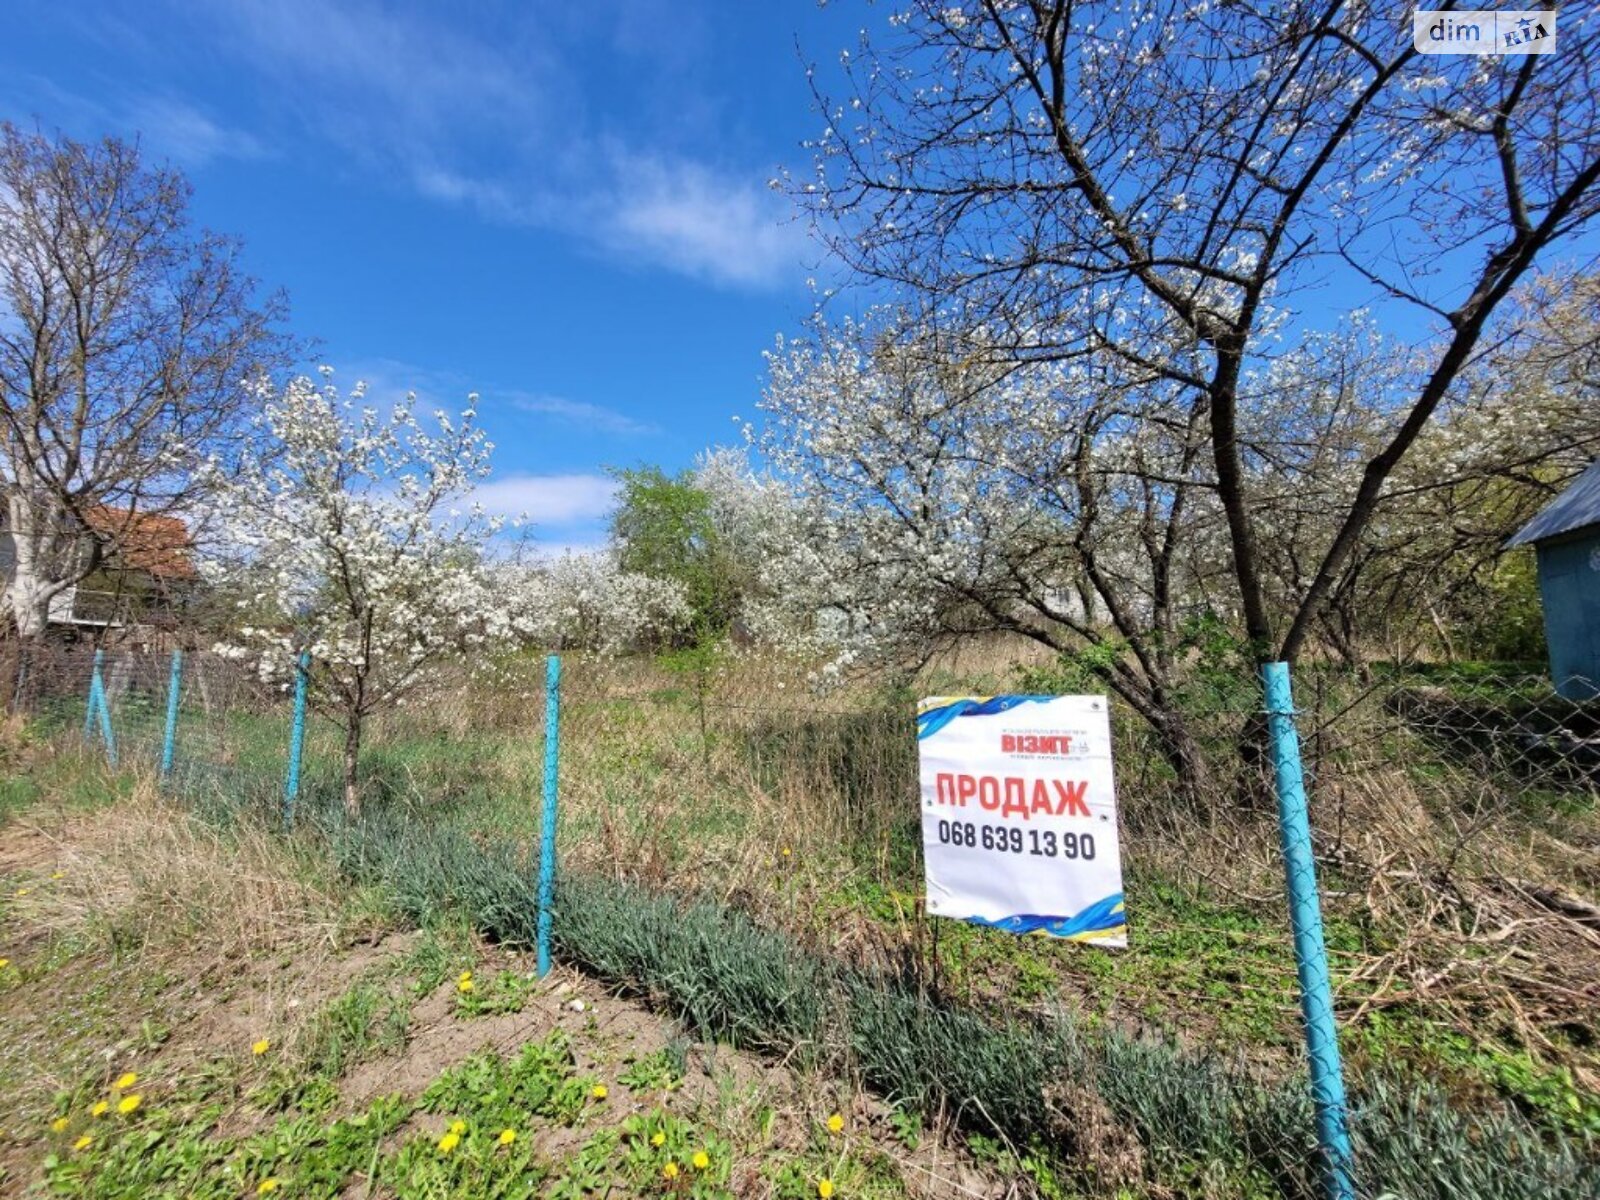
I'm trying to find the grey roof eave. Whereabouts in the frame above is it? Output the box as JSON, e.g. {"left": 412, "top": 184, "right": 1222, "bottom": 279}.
{"left": 1506, "top": 459, "right": 1600, "bottom": 548}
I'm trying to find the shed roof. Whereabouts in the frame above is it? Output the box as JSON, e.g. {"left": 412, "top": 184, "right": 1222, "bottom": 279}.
{"left": 1506, "top": 459, "right": 1600, "bottom": 547}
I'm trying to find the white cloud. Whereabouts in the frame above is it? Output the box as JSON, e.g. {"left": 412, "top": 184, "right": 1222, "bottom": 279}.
{"left": 0, "top": 76, "right": 268, "bottom": 170}
{"left": 125, "top": 96, "right": 269, "bottom": 167}
{"left": 186, "top": 1, "right": 806, "bottom": 292}
{"left": 506, "top": 393, "right": 660, "bottom": 437}
{"left": 5, "top": 2, "right": 811, "bottom": 292}
{"left": 472, "top": 473, "right": 617, "bottom": 525}
{"left": 597, "top": 156, "right": 809, "bottom": 290}
{"left": 341, "top": 358, "right": 654, "bottom": 440}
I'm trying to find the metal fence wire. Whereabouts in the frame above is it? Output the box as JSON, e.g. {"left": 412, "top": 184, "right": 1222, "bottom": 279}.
{"left": 10, "top": 637, "right": 1599, "bottom": 1199}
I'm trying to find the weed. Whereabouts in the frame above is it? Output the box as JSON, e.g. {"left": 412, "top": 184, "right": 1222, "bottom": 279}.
{"left": 619, "top": 1044, "right": 688, "bottom": 1093}
{"left": 886, "top": 1103, "right": 921, "bottom": 1150}
{"left": 255, "top": 981, "right": 409, "bottom": 1111}
{"left": 419, "top": 1033, "right": 593, "bottom": 1130}
{"left": 454, "top": 968, "right": 536, "bottom": 1018}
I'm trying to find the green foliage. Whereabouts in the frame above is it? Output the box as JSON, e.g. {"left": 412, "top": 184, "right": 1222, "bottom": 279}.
{"left": 1355, "top": 1009, "right": 1600, "bottom": 1137}
{"left": 768, "top": 1137, "right": 906, "bottom": 1200}
{"left": 1457, "top": 548, "right": 1548, "bottom": 662}
{"left": 401, "top": 918, "right": 477, "bottom": 996}
{"left": 618, "top": 1111, "right": 733, "bottom": 1197}
{"left": 322, "top": 814, "right": 828, "bottom": 1057}
{"left": 45, "top": 1034, "right": 622, "bottom": 1198}
{"left": 553, "top": 872, "right": 829, "bottom": 1057}
{"left": 322, "top": 806, "right": 1599, "bottom": 1200}
{"left": 618, "top": 1044, "right": 688, "bottom": 1093}
{"left": 886, "top": 1102, "right": 922, "bottom": 1150}
{"left": 240, "top": 1096, "right": 412, "bottom": 1196}
{"left": 255, "top": 980, "right": 410, "bottom": 1112}
{"left": 381, "top": 1126, "right": 549, "bottom": 1200}
{"left": 420, "top": 1033, "right": 593, "bottom": 1131}
{"left": 845, "top": 976, "right": 1055, "bottom": 1140}
{"left": 1017, "top": 638, "right": 1130, "bottom": 696}
{"left": 611, "top": 465, "right": 739, "bottom": 642}
{"left": 454, "top": 968, "right": 536, "bottom": 1018}
{"left": 41, "top": 1091, "right": 413, "bottom": 1200}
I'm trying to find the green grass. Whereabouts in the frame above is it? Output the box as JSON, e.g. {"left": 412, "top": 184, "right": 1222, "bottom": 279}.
{"left": 39, "top": 1024, "right": 833, "bottom": 1200}
{"left": 1352, "top": 1009, "right": 1600, "bottom": 1137}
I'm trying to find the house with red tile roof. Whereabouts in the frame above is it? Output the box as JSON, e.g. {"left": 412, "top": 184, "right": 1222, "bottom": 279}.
{"left": 0, "top": 504, "right": 198, "bottom": 633}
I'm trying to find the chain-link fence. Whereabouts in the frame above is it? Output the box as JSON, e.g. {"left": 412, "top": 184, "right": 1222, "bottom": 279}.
{"left": 6, "top": 636, "right": 1597, "bottom": 1198}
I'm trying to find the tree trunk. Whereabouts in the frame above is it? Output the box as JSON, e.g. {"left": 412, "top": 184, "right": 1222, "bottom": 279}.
{"left": 342, "top": 717, "right": 363, "bottom": 819}
{"left": 1149, "top": 705, "right": 1211, "bottom": 813}
{"left": 4, "top": 492, "right": 79, "bottom": 643}
{"left": 7, "top": 536, "right": 57, "bottom": 643}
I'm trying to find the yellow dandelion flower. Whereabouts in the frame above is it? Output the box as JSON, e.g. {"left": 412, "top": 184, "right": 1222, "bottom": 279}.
{"left": 51, "top": 871, "right": 65, "bottom": 880}
{"left": 458, "top": 969, "right": 473, "bottom": 983}
{"left": 590, "top": 1084, "right": 607, "bottom": 1100}
{"left": 457, "top": 977, "right": 474, "bottom": 994}
{"left": 662, "top": 1161, "right": 679, "bottom": 1180}
{"left": 50, "top": 1116, "right": 69, "bottom": 1133}
{"left": 449, "top": 1119, "right": 467, "bottom": 1136}
{"left": 90, "top": 1101, "right": 108, "bottom": 1117}
{"left": 252, "top": 1039, "right": 271, "bottom": 1056}
{"left": 257, "top": 1181, "right": 280, "bottom": 1195}
{"left": 692, "top": 1150, "right": 710, "bottom": 1171}
{"left": 437, "top": 1131, "right": 460, "bottom": 1154}
{"left": 818, "top": 1180, "right": 835, "bottom": 1199}
{"left": 0, "top": 958, "right": 9, "bottom": 969}
{"left": 15, "top": 888, "right": 29, "bottom": 897}
{"left": 650, "top": 1130, "right": 666, "bottom": 1147}
{"left": 73, "top": 1135, "right": 92, "bottom": 1151}
{"left": 498, "top": 1128, "right": 516, "bottom": 1146}
{"left": 117, "top": 1094, "right": 141, "bottom": 1116}
{"left": 114, "top": 1072, "right": 138, "bottom": 1090}
{"left": 780, "top": 847, "right": 791, "bottom": 858}
{"left": 826, "top": 1112, "right": 844, "bottom": 1134}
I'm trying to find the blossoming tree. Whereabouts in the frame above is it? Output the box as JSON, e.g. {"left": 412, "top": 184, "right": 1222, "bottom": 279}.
{"left": 214, "top": 371, "right": 502, "bottom": 816}
{"left": 492, "top": 550, "right": 692, "bottom": 653}
{"left": 798, "top": 0, "right": 1600, "bottom": 672}
{"left": 756, "top": 293, "right": 1600, "bottom": 786}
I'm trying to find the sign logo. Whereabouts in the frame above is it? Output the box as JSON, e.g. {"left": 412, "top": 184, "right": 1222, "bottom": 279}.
{"left": 1413, "top": 10, "right": 1557, "bottom": 55}
{"left": 918, "top": 694, "right": 1127, "bottom": 948}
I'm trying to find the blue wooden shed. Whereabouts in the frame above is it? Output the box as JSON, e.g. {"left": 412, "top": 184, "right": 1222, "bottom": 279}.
{"left": 1507, "top": 460, "right": 1600, "bottom": 700}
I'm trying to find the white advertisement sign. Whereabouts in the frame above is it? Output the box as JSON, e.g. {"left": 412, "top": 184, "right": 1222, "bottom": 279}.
{"left": 918, "top": 694, "right": 1126, "bottom": 948}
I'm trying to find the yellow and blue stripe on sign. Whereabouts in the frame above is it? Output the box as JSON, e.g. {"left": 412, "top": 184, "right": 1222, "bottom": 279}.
{"left": 916, "top": 694, "right": 1054, "bottom": 740}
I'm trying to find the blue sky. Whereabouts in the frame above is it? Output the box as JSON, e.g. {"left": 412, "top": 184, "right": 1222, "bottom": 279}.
{"left": 0, "top": 1, "right": 858, "bottom": 552}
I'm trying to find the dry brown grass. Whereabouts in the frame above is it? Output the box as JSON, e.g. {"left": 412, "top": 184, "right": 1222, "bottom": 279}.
{"left": 0, "top": 767, "right": 400, "bottom": 1155}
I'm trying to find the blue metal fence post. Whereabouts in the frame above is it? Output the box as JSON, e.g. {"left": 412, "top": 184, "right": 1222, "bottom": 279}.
{"left": 284, "top": 651, "right": 310, "bottom": 829}
{"left": 160, "top": 648, "right": 183, "bottom": 780}
{"left": 1262, "top": 662, "right": 1355, "bottom": 1200}
{"left": 85, "top": 648, "right": 118, "bottom": 766}
{"left": 536, "top": 653, "right": 562, "bottom": 978}
{"left": 82, "top": 649, "right": 99, "bottom": 740}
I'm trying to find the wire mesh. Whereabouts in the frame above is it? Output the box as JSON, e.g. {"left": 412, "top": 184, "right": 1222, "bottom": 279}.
{"left": 6, "top": 635, "right": 1596, "bottom": 1198}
